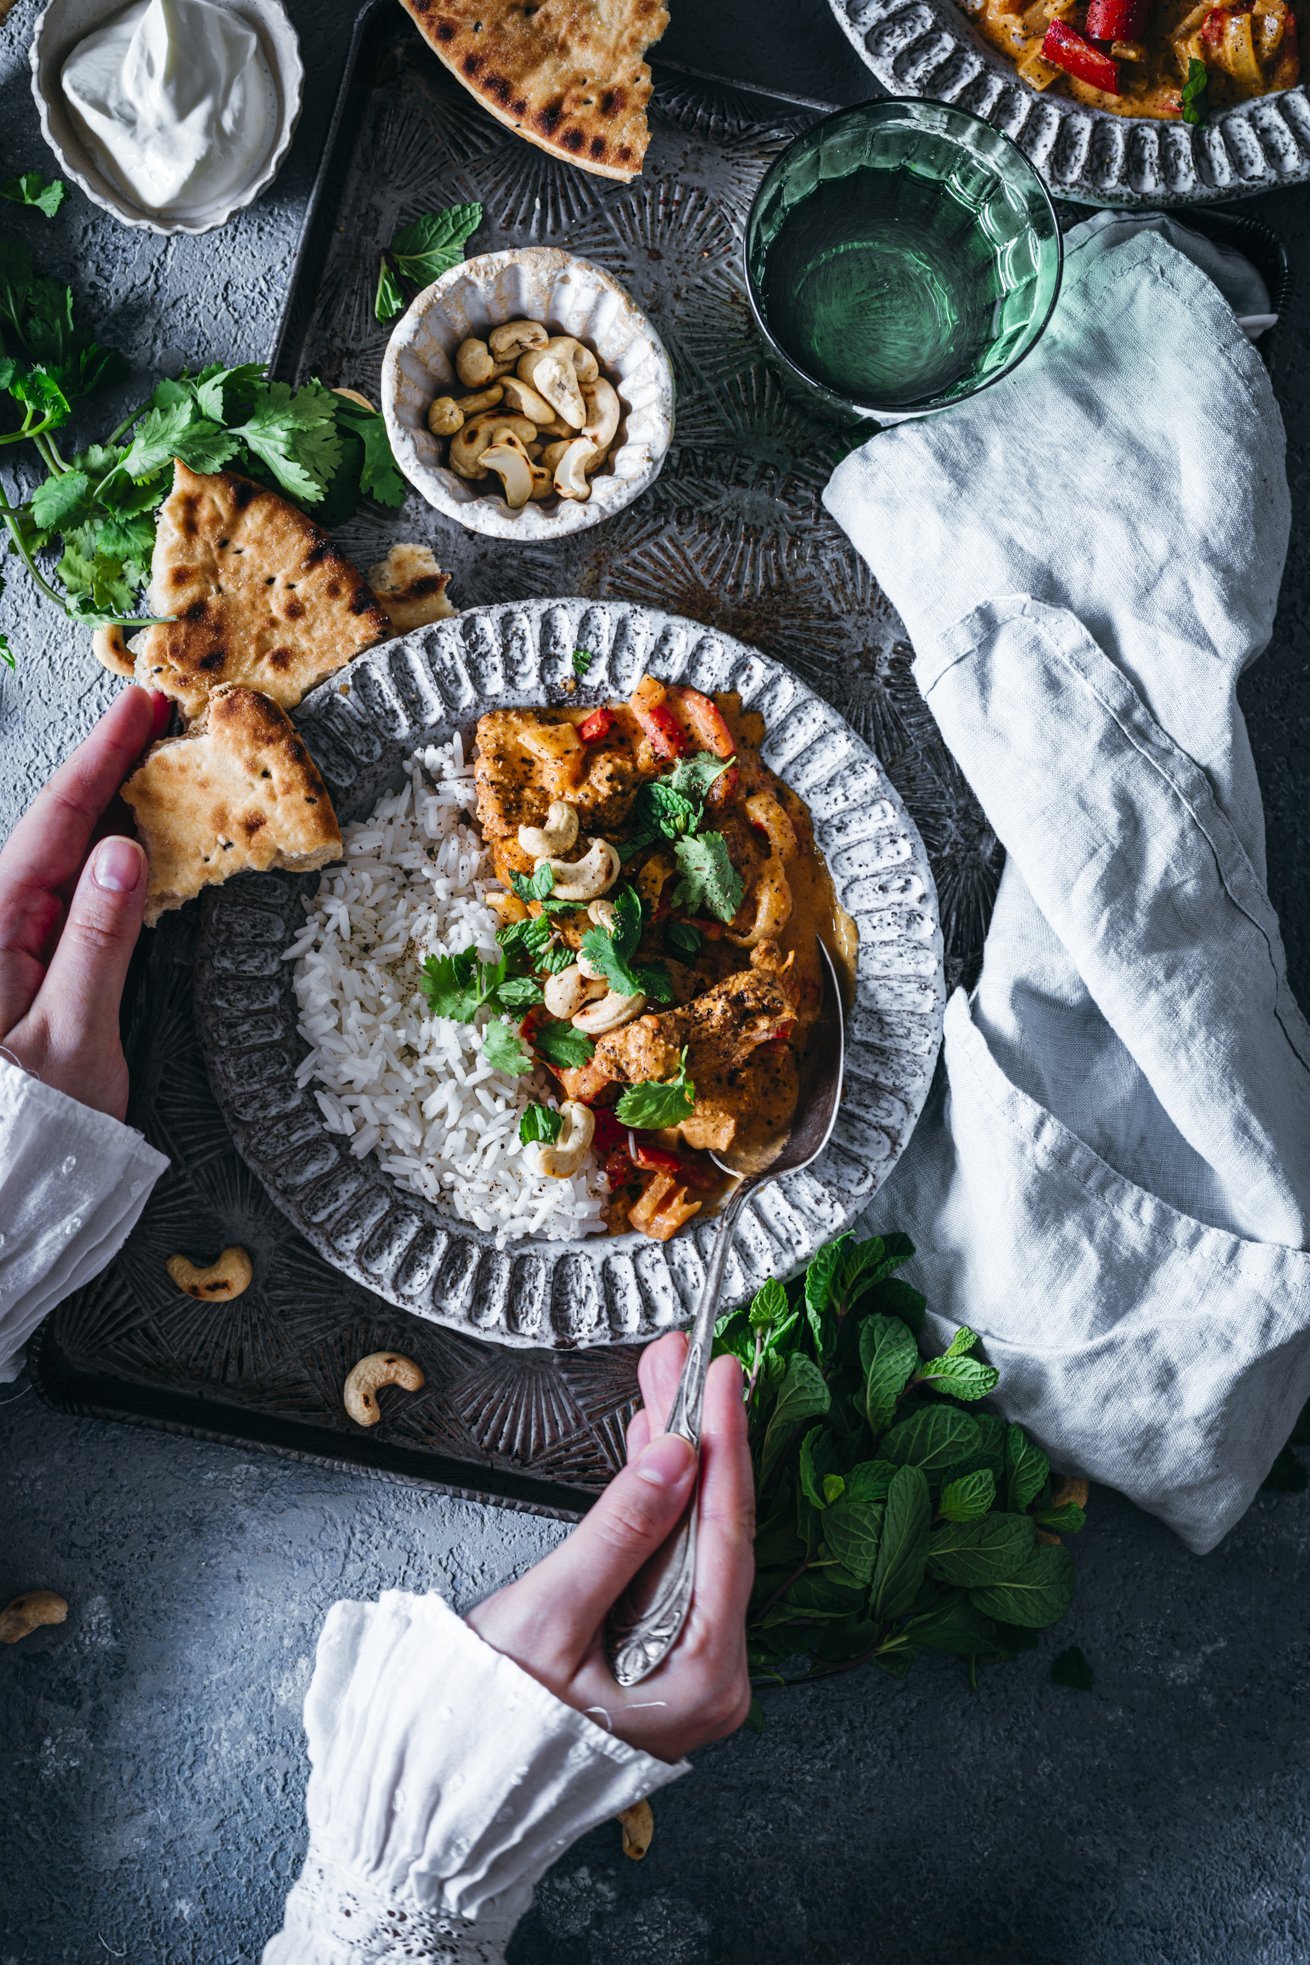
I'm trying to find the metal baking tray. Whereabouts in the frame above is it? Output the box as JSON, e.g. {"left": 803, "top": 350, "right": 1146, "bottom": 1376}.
{"left": 30, "top": 0, "right": 1292, "bottom": 1506}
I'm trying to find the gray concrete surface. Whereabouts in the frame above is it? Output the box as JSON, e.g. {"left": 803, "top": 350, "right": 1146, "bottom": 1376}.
{"left": 2, "top": 2, "right": 1310, "bottom": 1961}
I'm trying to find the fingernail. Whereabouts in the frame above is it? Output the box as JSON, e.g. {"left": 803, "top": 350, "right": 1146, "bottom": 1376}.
{"left": 636, "top": 1433, "right": 696, "bottom": 1488}
{"left": 94, "top": 837, "right": 144, "bottom": 893}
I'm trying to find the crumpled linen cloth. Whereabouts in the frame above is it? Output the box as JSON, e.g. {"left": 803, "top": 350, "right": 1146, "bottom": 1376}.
{"left": 824, "top": 218, "right": 1309, "bottom": 1554}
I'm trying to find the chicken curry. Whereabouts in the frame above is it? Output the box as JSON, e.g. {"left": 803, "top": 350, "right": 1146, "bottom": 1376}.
{"left": 464, "top": 674, "right": 854, "bottom": 1242}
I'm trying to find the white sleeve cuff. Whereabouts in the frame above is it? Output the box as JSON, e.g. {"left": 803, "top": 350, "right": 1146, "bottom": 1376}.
{"left": 263, "top": 1591, "right": 687, "bottom": 1962}
{"left": 0, "top": 1059, "right": 169, "bottom": 1380}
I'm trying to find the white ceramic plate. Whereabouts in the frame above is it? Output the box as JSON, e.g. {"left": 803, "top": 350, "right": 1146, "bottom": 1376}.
{"left": 194, "top": 599, "right": 946, "bottom": 1350}
{"left": 827, "top": 0, "right": 1310, "bottom": 204}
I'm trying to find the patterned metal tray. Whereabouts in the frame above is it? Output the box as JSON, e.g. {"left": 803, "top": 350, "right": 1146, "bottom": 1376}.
{"left": 36, "top": 2, "right": 1284, "bottom": 1506}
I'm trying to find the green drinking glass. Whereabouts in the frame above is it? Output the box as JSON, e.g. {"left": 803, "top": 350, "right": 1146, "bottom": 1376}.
{"left": 745, "top": 98, "right": 1063, "bottom": 423}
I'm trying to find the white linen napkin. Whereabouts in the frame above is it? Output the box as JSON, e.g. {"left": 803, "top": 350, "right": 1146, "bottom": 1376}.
{"left": 824, "top": 218, "right": 1308, "bottom": 1553}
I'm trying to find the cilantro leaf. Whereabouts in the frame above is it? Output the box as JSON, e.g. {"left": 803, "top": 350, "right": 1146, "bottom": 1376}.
{"left": 671, "top": 830, "right": 744, "bottom": 924}
{"left": 577, "top": 884, "right": 672, "bottom": 1003}
{"left": 483, "top": 1018, "right": 533, "bottom": 1076}
{"left": 532, "top": 1018, "right": 596, "bottom": 1069}
{"left": 28, "top": 469, "right": 89, "bottom": 532}
{"left": 189, "top": 362, "right": 266, "bottom": 423}
{"left": 0, "top": 171, "right": 66, "bottom": 218}
{"left": 419, "top": 948, "right": 488, "bottom": 1022}
{"left": 519, "top": 1103, "right": 563, "bottom": 1147}
{"left": 1181, "top": 56, "right": 1208, "bottom": 126}
{"left": 572, "top": 646, "right": 594, "bottom": 677}
{"left": 231, "top": 380, "right": 342, "bottom": 504}
{"left": 343, "top": 402, "right": 407, "bottom": 508}
{"left": 615, "top": 1047, "right": 695, "bottom": 1129}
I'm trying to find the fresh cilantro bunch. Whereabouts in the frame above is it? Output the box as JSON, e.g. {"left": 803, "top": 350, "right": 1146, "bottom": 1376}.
{"left": 1, "top": 171, "right": 66, "bottom": 218}
{"left": 0, "top": 227, "right": 406, "bottom": 665}
{"left": 626, "top": 752, "right": 744, "bottom": 925}
{"left": 716, "top": 1232, "right": 1084, "bottom": 1694}
{"left": 420, "top": 925, "right": 547, "bottom": 1077}
{"left": 374, "top": 203, "right": 485, "bottom": 324}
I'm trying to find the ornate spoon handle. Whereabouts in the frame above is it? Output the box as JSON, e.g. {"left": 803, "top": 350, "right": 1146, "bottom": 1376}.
{"left": 605, "top": 1183, "right": 749, "bottom": 1687}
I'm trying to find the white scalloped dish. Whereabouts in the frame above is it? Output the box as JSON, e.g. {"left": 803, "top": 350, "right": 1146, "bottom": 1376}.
{"left": 194, "top": 600, "right": 946, "bottom": 1350}
{"left": 827, "top": 0, "right": 1310, "bottom": 203}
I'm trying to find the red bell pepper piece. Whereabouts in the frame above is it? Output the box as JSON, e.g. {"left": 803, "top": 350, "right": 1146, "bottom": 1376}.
{"left": 1085, "top": 0, "right": 1148, "bottom": 40}
{"left": 603, "top": 1147, "right": 636, "bottom": 1189}
{"left": 1042, "top": 18, "right": 1121, "bottom": 88}
{"left": 628, "top": 1135, "right": 719, "bottom": 1190}
{"left": 633, "top": 700, "right": 693, "bottom": 761}
{"left": 589, "top": 1106, "right": 629, "bottom": 1154}
{"left": 674, "top": 687, "right": 736, "bottom": 759}
{"left": 1201, "top": 7, "right": 1229, "bottom": 40}
{"left": 578, "top": 705, "right": 614, "bottom": 743}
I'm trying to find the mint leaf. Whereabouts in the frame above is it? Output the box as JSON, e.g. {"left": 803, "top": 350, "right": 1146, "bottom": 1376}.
{"left": 881, "top": 1406, "right": 983, "bottom": 1483}
{"left": 901, "top": 1596, "right": 1002, "bottom": 1658}
{"left": 483, "top": 1018, "right": 532, "bottom": 1076}
{"left": 494, "top": 973, "right": 544, "bottom": 1011}
{"left": 859, "top": 1313, "right": 918, "bottom": 1434}
{"left": 1034, "top": 1499, "right": 1086, "bottom": 1535}
{"left": 664, "top": 919, "right": 702, "bottom": 962}
{"left": 519, "top": 1103, "right": 563, "bottom": 1147}
{"left": 672, "top": 830, "right": 744, "bottom": 924}
{"left": 533, "top": 1018, "right": 596, "bottom": 1069}
{"left": 916, "top": 1349, "right": 1000, "bottom": 1402}
{"left": 572, "top": 646, "right": 594, "bottom": 677}
{"left": 797, "top": 1426, "right": 841, "bottom": 1510}
{"left": 926, "top": 1514, "right": 1035, "bottom": 1587}
{"left": 0, "top": 171, "right": 66, "bottom": 218}
{"left": 869, "top": 1465, "right": 931, "bottom": 1621}
{"left": 615, "top": 1047, "right": 695, "bottom": 1129}
{"left": 938, "top": 1468, "right": 996, "bottom": 1523}
{"left": 749, "top": 1276, "right": 791, "bottom": 1332}
{"left": 969, "top": 1541, "right": 1074, "bottom": 1629}
{"left": 1181, "top": 55, "right": 1208, "bottom": 126}
{"left": 389, "top": 202, "right": 484, "bottom": 285}
{"left": 821, "top": 1461, "right": 896, "bottom": 1582}
{"left": 1004, "top": 1423, "right": 1050, "bottom": 1512}
{"left": 374, "top": 257, "right": 405, "bottom": 325}
{"left": 497, "top": 914, "right": 554, "bottom": 965}
{"left": 760, "top": 1354, "right": 830, "bottom": 1486}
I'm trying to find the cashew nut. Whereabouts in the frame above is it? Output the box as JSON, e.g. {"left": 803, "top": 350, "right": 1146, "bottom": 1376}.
{"left": 427, "top": 396, "right": 465, "bottom": 437}
{"left": 541, "top": 836, "right": 620, "bottom": 901}
{"left": 518, "top": 799, "right": 579, "bottom": 860}
{"left": 582, "top": 377, "right": 621, "bottom": 451}
{"left": 573, "top": 988, "right": 647, "bottom": 1035}
{"left": 343, "top": 1350, "right": 425, "bottom": 1427}
{"left": 618, "top": 1799, "right": 654, "bottom": 1861}
{"left": 0, "top": 1589, "right": 68, "bottom": 1645}
{"left": 527, "top": 464, "right": 555, "bottom": 501}
{"left": 92, "top": 624, "right": 135, "bottom": 677}
{"left": 481, "top": 435, "right": 537, "bottom": 510}
{"left": 553, "top": 437, "right": 600, "bottom": 501}
{"left": 448, "top": 412, "right": 539, "bottom": 480}
{"left": 530, "top": 1099, "right": 595, "bottom": 1177}
{"left": 489, "top": 318, "right": 548, "bottom": 363}
{"left": 587, "top": 898, "right": 616, "bottom": 930}
{"left": 498, "top": 374, "right": 556, "bottom": 423}
{"left": 543, "top": 963, "right": 606, "bottom": 1020}
{"left": 546, "top": 334, "right": 600, "bottom": 385}
{"left": 166, "top": 1246, "right": 253, "bottom": 1300}
{"left": 455, "top": 336, "right": 497, "bottom": 388}
{"left": 516, "top": 347, "right": 586, "bottom": 430}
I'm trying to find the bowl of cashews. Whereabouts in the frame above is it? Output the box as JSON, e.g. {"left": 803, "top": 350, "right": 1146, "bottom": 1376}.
{"left": 381, "top": 246, "right": 675, "bottom": 541}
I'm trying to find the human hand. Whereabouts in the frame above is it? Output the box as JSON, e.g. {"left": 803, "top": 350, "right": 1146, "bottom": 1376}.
{"left": 0, "top": 686, "right": 168, "bottom": 1121}
{"left": 467, "top": 1334, "right": 755, "bottom": 1763}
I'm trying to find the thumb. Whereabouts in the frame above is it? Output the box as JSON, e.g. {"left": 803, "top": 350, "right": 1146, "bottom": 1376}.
{"left": 38, "top": 835, "right": 147, "bottom": 1053}
{"left": 536, "top": 1432, "right": 699, "bottom": 1634}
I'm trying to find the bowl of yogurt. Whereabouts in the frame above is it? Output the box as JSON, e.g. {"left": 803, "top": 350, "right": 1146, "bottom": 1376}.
{"left": 30, "top": 0, "right": 303, "bottom": 235}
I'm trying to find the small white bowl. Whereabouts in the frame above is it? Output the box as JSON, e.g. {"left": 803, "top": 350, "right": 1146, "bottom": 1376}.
{"left": 382, "top": 247, "right": 675, "bottom": 542}
{"left": 30, "top": 0, "right": 304, "bottom": 237}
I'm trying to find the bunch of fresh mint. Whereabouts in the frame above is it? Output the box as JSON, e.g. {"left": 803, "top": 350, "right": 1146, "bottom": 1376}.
{"left": 0, "top": 195, "right": 405, "bottom": 666}
{"left": 715, "top": 1232, "right": 1084, "bottom": 1689}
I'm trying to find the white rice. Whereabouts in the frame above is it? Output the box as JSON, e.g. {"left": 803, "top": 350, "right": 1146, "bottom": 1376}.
{"left": 289, "top": 733, "right": 608, "bottom": 1243}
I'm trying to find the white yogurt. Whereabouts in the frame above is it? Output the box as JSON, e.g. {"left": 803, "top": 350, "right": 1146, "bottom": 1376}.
{"left": 61, "top": 0, "right": 277, "bottom": 221}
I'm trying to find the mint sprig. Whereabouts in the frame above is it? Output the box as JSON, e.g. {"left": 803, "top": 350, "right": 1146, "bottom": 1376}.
{"left": 374, "top": 203, "right": 484, "bottom": 324}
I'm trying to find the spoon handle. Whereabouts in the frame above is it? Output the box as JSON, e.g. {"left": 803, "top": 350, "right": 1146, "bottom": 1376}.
{"left": 605, "top": 1183, "right": 750, "bottom": 1687}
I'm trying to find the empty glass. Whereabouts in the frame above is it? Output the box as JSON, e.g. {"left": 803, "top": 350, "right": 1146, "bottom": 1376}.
{"left": 745, "top": 98, "right": 1063, "bottom": 423}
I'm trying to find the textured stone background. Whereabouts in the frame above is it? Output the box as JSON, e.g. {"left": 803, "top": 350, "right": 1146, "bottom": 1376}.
{"left": 2, "top": 2, "right": 1310, "bottom": 1961}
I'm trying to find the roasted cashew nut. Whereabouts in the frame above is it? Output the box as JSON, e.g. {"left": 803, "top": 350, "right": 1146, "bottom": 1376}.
{"left": 166, "top": 1246, "right": 253, "bottom": 1300}
{"left": 448, "top": 412, "right": 539, "bottom": 480}
{"left": 546, "top": 334, "right": 600, "bottom": 385}
{"left": 530, "top": 1099, "right": 595, "bottom": 1177}
{"left": 0, "top": 1590, "right": 68, "bottom": 1644}
{"left": 454, "top": 336, "right": 497, "bottom": 388}
{"left": 527, "top": 464, "right": 555, "bottom": 502}
{"left": 541, "top": 837, "right": 620, "bottom": 901}
{"left": 343, "top": 1350, "right": 425, "bottom": 1428}
{"left": 573, "top": 988, "right": 647, "bottom": 1036}
{"left": 516, "top": 347, "right": 586, "bottom": 430}
{"left": 489, "top": 318, "right": 548, "bottom": 363}
{"left": 586, "top": 898, "right": 616, "bottom": 930}
{"left": 553, "top": 437, "right": 600, "bottom": 501}
{"left": 427, "top": 396, "right": 465, "bottom": 437}
{"left": 518, "top": 799, "right": 579, "bottom": 860}
{"left": 582, "top": 377, "right": 621, "bottom": 451}
{"left": 618, "top": 1799, "right": 654, "bottom": 1861}
{"left": 92, "top": 624, "right": 135, "bottom": 678}
{"left": 543, "top": 963, "right": 606, "bottom": 1020}
{"left": 481, "top": 436, "right": 537, "bottom": 510}
{"left": 498, "top": 374, "right": 556, "bottom": 423}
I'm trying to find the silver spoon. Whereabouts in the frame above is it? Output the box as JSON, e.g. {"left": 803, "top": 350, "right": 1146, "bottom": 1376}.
{"left": 606, "top": 939, "right": 847, "bottom": 1687}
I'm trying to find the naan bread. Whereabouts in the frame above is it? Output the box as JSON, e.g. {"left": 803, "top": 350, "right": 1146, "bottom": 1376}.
{"left": 134, "top": 462, "right": 390, "bottom": 721}
{"left": 400, "top": 0, "right": 668, "bottom": 181}
{"left": 122, "top": 684, "right": 342, "bottom": 927}
{"left": 366, "top": 543, "right": 457, "bottom": 634}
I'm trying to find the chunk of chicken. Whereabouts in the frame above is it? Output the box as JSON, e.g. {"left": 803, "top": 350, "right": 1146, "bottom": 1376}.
{"left": 474, "top": 709, "right": 641, "bottom": 840}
